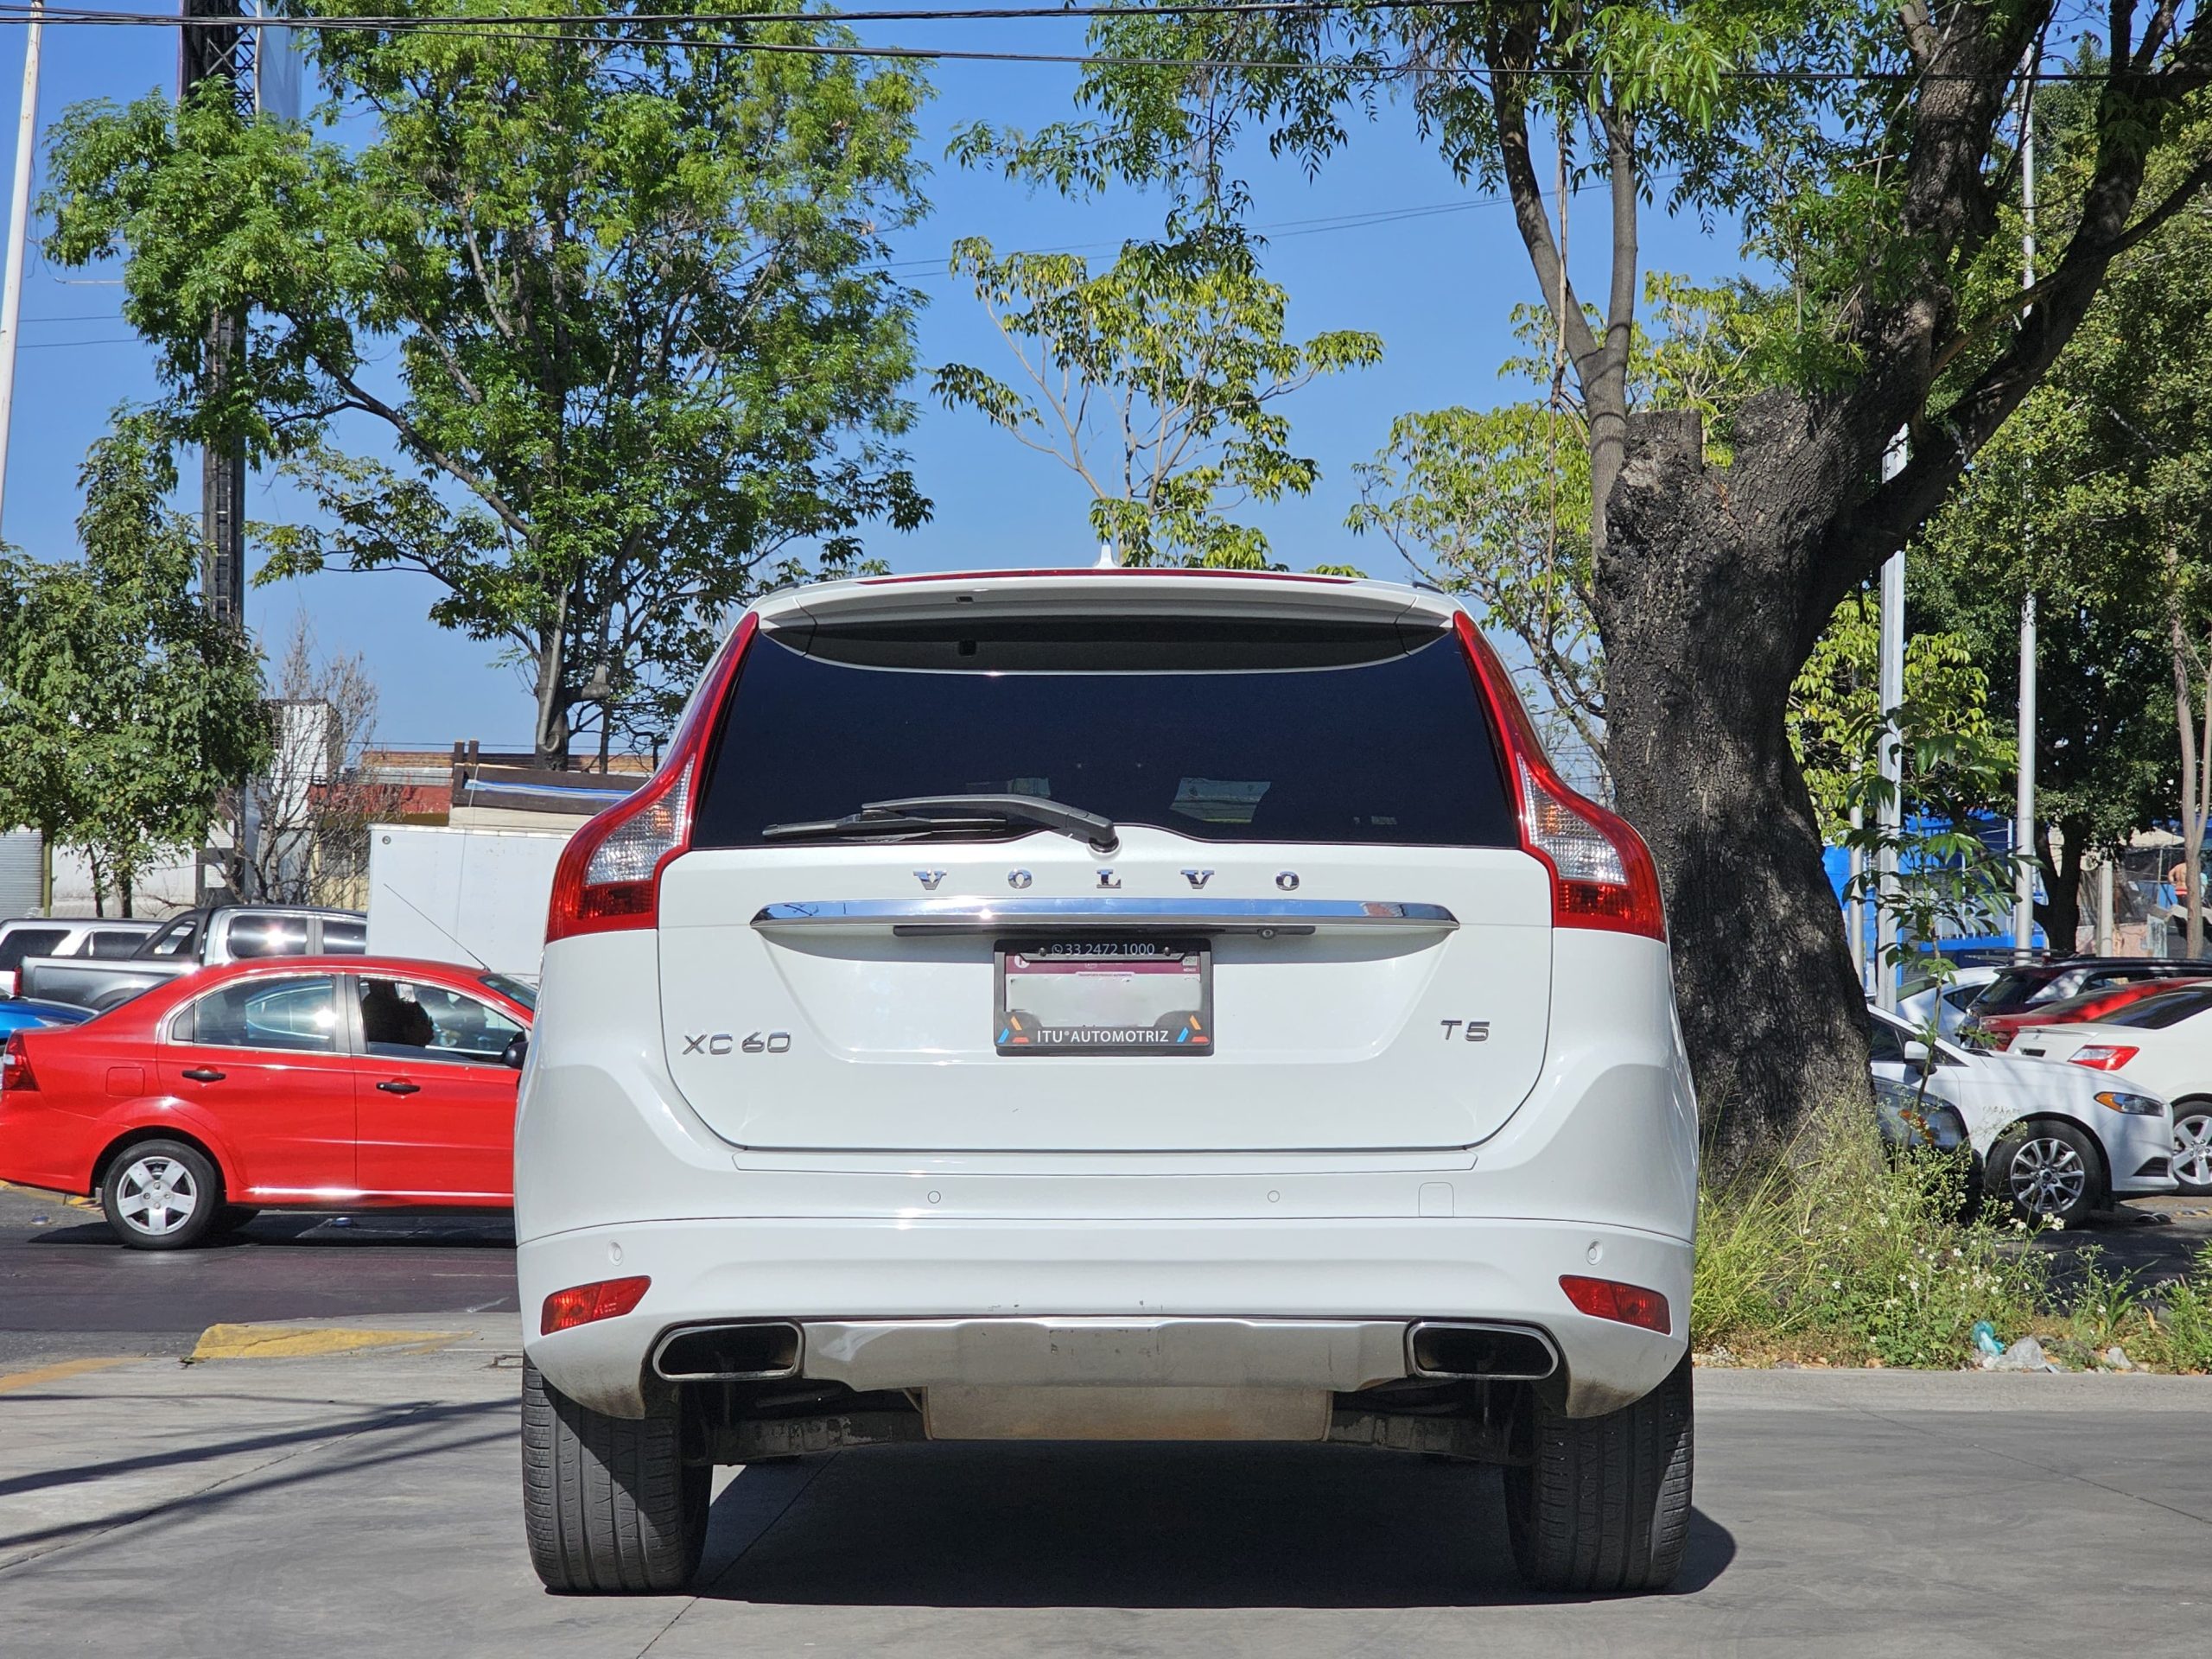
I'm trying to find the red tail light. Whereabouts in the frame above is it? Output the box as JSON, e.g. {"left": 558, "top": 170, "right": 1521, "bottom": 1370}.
{"left": 540, "top": 1275, "right": 652, "bottom": 1335}
{"left": 1, "top": 1033, "right": 35, "bottom": 1092}
{"left": 546, "top": 614, "right": 759, "bottom": 944}
{"left": 2068, "top": 1044, "right": 2139, "bottom": 1072}
{"left": 1560, "top": 1274, "right": 1672, "bottom": 1333}
{"left": 1453, "top": 613, "right": 1666, "bottom": 941}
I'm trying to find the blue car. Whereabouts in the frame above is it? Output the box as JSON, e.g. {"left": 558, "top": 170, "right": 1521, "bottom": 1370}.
{"left": 0, "top": 998, "right": 93, "bottom": 1039}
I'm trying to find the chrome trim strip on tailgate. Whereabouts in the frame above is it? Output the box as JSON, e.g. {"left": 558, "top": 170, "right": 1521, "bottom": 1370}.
{"left": 748, "top": 897, "right": 1459, "bottom": 935}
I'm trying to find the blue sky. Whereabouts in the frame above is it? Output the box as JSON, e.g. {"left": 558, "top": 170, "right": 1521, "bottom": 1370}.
{"left": 0, "top": 13, "right": 1746, "bottom": 750}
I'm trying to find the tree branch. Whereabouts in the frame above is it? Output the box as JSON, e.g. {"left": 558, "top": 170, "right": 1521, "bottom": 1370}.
{"left": 1484, "top": 24, "right": 1603, "bottom": 373}
{"left": 325, "top": 366, "right": 533, "bottom": 543}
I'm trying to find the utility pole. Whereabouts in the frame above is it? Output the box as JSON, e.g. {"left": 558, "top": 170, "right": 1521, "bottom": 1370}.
{"left": 1874, "top": 429, "right": 1908, "bottom": 1012}
{"left": 2013, "top": 55, "right": 2040, "bottom": 962}
{"left": 181, "top": 0, "right": 253, "bottom": 626}
{"left": 0, "top": 0, "right": 46, "bottom": 537}
{"left": 181, "top": 0, "right": 255, "bottom": 904}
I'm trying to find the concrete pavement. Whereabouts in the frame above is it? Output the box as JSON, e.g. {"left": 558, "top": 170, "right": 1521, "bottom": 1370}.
{"left": 1, "top": 1322, "right": 2207, "bottom": 1657}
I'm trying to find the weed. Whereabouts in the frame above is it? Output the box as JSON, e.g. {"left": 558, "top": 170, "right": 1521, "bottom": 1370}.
{"left": 1694, "top": 1096, "right": 2050, "bottom": 1369}
{"left": 2133, "top": 1243, "right": 2212, "bottom": 1372}
{"left": 2064, "top": 1247, "right": 2144, "bottom": 1351}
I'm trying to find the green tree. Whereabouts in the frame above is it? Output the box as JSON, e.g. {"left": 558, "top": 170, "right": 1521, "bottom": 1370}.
{"left": 0, "top": 416, "right": 268, "bottom": 912}
{"left": 970, "top": 3, "right": 2212, "bottom": 1150}
{"left": 936, "top": 227, "right": 1381, "bottom": 567}
{"left": 43, "top": 4, "right": 931, "bottom": 766}
{"left": 1910, "top": 86, "right": 2212, "bottom": 953}
{"left": 1787, "top": 606, "right": 2006, "bottom": 844}
{"left": 1348, "top": 276, "right": 1756, "bottom": 782}
{"left": 1353, "top": 399, "right": 1601, "bottom": 769}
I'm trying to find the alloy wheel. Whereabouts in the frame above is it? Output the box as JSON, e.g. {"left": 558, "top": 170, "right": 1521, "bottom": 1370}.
{"left": 2176, "top": 1112, "right": 2212, "bottom": 1189}
{"left": 2007, "top": 1136, "right": 2088, "bottom": 1217}
{"left": 115, "top": 1154, "right": 202, "bottom": 1237}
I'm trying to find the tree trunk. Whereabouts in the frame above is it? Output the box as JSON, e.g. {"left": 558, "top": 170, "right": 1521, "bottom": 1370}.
{"left": 1595, "top": 407, "right": 1871, "bottom": 1163}
{"left": 533, "top": 626, "right": 570, "bottom": 772}
{"left": 2035, "top": 817, "right": 2085, "bottom": 956}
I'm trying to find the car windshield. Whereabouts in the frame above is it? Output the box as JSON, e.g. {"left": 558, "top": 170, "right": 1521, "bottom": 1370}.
{"left": 480, "top": 973, "right": 537, "bottom": 1013}
{"left": 693, "top": 620, "right": 1521, "bottom": 849}
{"left": 1972, "top": 968, "right": 2085, "bottom": 1011}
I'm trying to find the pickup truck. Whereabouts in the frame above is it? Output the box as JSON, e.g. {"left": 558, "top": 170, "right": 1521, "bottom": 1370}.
{"left": 20, "top": 905, "right": 365, "bottom": 1011}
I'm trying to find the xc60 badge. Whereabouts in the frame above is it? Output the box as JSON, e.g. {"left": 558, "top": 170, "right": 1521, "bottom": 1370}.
{"left": 683, "top": 1031, "right": 791, "bottom": 1055}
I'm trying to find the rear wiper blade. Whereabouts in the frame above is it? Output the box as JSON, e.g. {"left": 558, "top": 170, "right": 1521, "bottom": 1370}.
{"left": 761, "top": 793, "right": 1120, "bottom": 855}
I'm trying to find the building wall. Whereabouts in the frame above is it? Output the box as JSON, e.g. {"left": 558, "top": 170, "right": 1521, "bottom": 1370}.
{"left": 45, "top": 845, "right": 202, "bottom": 918}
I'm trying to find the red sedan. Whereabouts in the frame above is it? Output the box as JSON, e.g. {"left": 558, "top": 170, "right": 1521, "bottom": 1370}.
{"left": 1968, "top": 975, "right": 2212, "bottom": 1050}
{"left": 0, "top": 957, "right": 534, "bottom": 1249}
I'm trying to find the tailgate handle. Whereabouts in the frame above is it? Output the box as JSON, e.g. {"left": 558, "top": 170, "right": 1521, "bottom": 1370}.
{"left": 180, "top": 1067, "right": 226, "bottom": 1083}
{"left": 376, "top": 1079, "right": 422, "bottom": 1095}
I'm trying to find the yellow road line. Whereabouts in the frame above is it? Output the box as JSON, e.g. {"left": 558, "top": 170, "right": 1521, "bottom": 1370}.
{"left": 0, "top": 1356, "right": 135, "bottom": 1394}
{"left": 189, "top": 1324, "right": 462, "bottom": 1361}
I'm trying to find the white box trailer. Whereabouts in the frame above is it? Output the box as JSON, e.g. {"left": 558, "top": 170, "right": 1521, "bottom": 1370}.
{"left": 366, "top": 823, "right": 572, "bottom": 978}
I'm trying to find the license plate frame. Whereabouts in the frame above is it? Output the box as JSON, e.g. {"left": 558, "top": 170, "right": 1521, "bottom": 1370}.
{"left": 994, "top": 937, "right": 1213, "bottom": 1056}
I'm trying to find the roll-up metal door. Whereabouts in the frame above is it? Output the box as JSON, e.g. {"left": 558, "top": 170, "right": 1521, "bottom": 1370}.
{"left": 0, "top": 830, "right": 43, "bottom": 916}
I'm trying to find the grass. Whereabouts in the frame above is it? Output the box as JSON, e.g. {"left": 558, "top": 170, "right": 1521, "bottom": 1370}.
{"left": 1692, "top": 1100, "right": 2212, "bottom": 1372}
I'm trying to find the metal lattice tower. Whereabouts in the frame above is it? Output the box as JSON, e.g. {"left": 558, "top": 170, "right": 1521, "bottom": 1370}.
{"left": 180, "top": 0, "right": 253, "bottom": 624}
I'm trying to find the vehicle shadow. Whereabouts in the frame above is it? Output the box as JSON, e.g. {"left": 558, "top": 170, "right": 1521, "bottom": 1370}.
{"left": 2031, "top": 1198, "right": 2212, "bottom": 1288}
{"left": 698, "top": 1442, "right": 1735, "bottom": 1609}
{"left": 22, "top": 1213, "right": 515, "bottom": 1252}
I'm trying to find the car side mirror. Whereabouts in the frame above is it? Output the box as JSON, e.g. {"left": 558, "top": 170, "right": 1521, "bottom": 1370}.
{"left": 501, "top": 1034, "right": 529, "bottom": 1071}
{"left": 1903, "top": 1039, "right": 1931, "bottom": 1071}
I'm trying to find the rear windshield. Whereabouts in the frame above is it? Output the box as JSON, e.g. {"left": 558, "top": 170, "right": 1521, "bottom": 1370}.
{"left": 691, "top": 619, "right": 1519, "bottom": 849}
{"left": 2092, "top": 987, "right": 2212, "bottom": 1029}
{"left": 1971, "top": 969, "right": 2071, "bottom": 1013}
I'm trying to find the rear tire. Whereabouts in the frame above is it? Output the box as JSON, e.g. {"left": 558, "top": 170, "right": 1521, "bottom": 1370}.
{"left": 521, "top": 1358, "right": 707, "bottom": 1593}
{"left": 99, "top": 1140, "right": 220, "bottom": 1250}
{"left": 2171, "top": 1101, "right": 2212, "bottom": 1197}
{"left": 1504, "top": 1356, "right": 1694, "bottom": 1594}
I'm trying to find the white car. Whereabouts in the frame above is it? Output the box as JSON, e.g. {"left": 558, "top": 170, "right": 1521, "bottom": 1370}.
{"left": 1867, "top": 1007, "right": 2177, "bottom": 1222}
{"left": 2004, "top": 982, "right": 2212, "bottom": 1197}
{"left": 0, "top": 917, "right": 158, "bottom": 997}
{"left": 514, "top": 569, "right": 1699, "bottom": 1597}
{"left": 1897, "top": 965, "right": 2002, "bottom": 1039}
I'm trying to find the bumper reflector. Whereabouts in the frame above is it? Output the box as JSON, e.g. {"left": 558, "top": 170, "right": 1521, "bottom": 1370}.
{"left": 541, "top": 1275, "right": 651, "bottom": 1336}
{"left": 1559, "top": 1274, "right": 1671, "bottom": 1334}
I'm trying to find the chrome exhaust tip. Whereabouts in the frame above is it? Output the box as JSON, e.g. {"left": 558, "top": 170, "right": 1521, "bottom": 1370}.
{"left": 652, "top": 1321, "right": 804, "bottom": 1382}
{"left": 1405, "top": 1320, "right": 1560, "bottom": 1382}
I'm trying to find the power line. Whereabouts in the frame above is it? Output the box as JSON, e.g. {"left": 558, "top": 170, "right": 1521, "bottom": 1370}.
{"left": 2, "top": 2, "right": 1493, "bottom": 28}
{"left": 0, "top": 3, "right": 2110, "bottom": 83}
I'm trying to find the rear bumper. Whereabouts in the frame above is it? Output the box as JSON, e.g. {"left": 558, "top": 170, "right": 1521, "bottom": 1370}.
{"left": 520, "top": 1213, "right": 1689, "bottom": 1422}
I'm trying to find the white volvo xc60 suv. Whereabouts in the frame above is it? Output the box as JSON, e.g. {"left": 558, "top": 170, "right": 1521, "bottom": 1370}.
{"left": 515, "top": 569, "right": 1699, "bottom": 1595}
